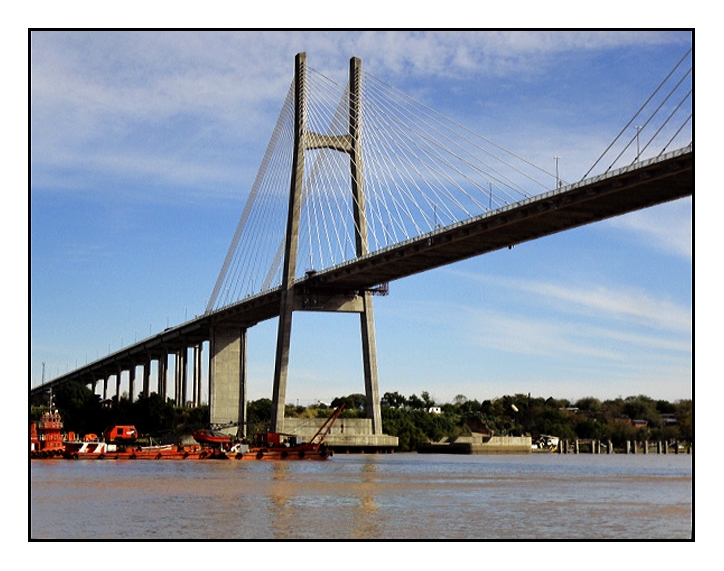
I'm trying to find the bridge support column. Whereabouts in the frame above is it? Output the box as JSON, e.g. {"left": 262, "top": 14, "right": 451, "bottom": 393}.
{"left": 193, "top": 344, "right": 203, "bottom": 407}
{"left": 115, "top": 370, "right": 122, "bottom": 400}
{"left": 142, "top": 359, "right": 151, "bottom": 398}
{"left": 350, "top": 56, "right": 382, "bottom": 435}
{"left": 128, "top": 366, "right": 136, "bottom": 403}
{"left": 271, "top": 52, "right": 307, "bottom": 433}
{"left": 158, "top": 354, "right": 168, "bottom": 401}
{"left": 174, "top": 349, "right": 188, "bottom": 406}
{"left": 181, "top": 349, "right": 188, "bottom": 406}
{"left": 360, "top": 292, "right": 382, "bottom": 434}
{"left": 209, "top": 327, "right": 247, "bottom": 434}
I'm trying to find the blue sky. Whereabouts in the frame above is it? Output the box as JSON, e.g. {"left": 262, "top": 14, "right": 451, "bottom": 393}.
{"left": 29, "top": 30, "right": 692, "bottom": 405}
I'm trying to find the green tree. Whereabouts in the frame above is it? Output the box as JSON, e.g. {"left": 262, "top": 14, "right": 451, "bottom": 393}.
{"left": 246, "top": 398, "right": 272, "bottom": 434}
{"left": 575, "top": 397, "right": 602, "bottom": 413}
{"left": 332, "top": 394, "right": 367, "bottom": 414}
{"left": 382, "top": 391, "right": 406, "bottom": 408}
{"left": 131, "top": 393, "right": 178, "bottom": 435}
{"left": 675, "top": 399, "right": 692, "bottom": 442}
{"left": 406, "top": 394, "right": 425, "bottom": 410}
{"left": 52, "top": 380, "right": 104, "bottom": 435}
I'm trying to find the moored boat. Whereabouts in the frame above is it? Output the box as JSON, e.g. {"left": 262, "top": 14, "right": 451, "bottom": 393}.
{"left": 192, "top": 428, "right": 233, "bottom": 446}
{"left": 531, "top": 435, "right": 560, "bottom": 452}
{"left": 30, "top": 411, "right": 65, "bottom": 459}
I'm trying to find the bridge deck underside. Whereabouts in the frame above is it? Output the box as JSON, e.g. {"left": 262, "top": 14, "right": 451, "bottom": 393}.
{"left": 31, "top": 150, "right": 692, "bottom": 396}
{"left": 307, "top": 150, "right": 692, "bottom": 292}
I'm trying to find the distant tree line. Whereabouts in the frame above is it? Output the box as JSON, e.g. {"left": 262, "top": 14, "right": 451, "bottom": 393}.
{"left": 285, "top": 391, "right": 692, "bottom": 452}
{"left": 31, "top": 381, "right": 692, "bottom": 452}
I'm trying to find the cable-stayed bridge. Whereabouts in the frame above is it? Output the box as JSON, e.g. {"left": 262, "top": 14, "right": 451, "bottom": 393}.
{"left": 31, "top": 52, "right": 692, "bottom": 441}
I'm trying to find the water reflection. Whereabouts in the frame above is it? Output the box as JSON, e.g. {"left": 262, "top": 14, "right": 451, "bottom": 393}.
{"left": 269, "top": 462, "right": 296, "bottom": 538}
{"left": 351, "top": 458, "right": 380, "bottom": 539}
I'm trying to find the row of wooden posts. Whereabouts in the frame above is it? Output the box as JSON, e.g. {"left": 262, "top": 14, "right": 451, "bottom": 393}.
{"left": 558, "top": 440, "right": 690, "bottom": 454}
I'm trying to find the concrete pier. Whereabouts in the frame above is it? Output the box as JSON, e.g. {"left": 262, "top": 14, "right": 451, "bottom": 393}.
{"left": 142, "top": 360, "right": 151, "bottom": 398}
{"left": 209, "top": 327, "right": 247, "bottom": 433}
{"left": 174, "top": 349, "right": 188, "bottom": 406}
{"left": 158, "top": 354, "right": 168, "bottom": 400}
{"left": 193, "top": 344, "right": 203, "bottom": 407}
{"left": 128, "top": 366, "right": 136, "bottom": 403}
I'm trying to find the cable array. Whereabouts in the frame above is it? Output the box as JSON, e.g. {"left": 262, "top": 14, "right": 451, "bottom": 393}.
{"left": 208, "top": 52, "right": 692, "bottom": 312}
{"left": 583, "top": 47, "right": 692, "bottom": 179}
{"left": 354, "top": 71, "right": 556, "bottom": 254}
{"left": 206, "top": 80, "right": 296, "bottom": 311}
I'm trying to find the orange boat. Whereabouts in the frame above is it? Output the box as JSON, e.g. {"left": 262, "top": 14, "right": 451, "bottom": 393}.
{"left": 191, "top": 428, "right": 233, "bottom": 446}
{"left": 30, "top": 411, "right": 65, "bottom": 459}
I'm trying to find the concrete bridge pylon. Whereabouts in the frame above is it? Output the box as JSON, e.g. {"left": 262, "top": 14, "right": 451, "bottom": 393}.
{"left": 270, "top": 53, "right": 383, "bottom": 434}
{"left": 209, "top": 53, "right": 385, "bottom": 438}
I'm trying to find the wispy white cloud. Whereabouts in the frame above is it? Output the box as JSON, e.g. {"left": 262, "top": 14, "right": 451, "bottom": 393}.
{"left": 606, "top": 198, "right": 692, "bottom": 261}
{"left": 454, "top": 271, "right": 692, "bottom": 333}
{"left": 31, "top": 31, "right": 690, "bottom": 201}
{"left": 378, "top": 289, "right": 691, "bottom": 403}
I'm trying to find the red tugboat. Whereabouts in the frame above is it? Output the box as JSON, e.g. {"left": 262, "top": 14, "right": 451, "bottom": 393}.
{"left": 30, "top": 411, "right": 65, "bottom": 459}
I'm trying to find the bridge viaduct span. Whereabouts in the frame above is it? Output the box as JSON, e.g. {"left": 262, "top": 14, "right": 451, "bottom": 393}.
{"left": 30, "top": 53, "right": 692, "bottom": 444}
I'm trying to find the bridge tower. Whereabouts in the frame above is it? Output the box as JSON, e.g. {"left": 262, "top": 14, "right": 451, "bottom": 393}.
{"left": 270, "top": 52, "right": 383, "bottom": 434}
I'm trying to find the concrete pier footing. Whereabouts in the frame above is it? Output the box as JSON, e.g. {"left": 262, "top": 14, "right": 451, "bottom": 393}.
{"left": 284, "top": 417, "right": 398, "bottom": 452}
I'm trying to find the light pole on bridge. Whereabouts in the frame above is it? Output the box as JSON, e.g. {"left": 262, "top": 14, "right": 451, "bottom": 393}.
{"left": 554, "top": 156, "right": 561, "bottom": 188}
{"left": 634, "top": 126, "right": 642, "bottom": 161}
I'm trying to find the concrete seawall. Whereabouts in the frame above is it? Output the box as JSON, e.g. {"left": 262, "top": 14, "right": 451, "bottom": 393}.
{"left": 419, "top": 435, "right": 532, "bottom": 455}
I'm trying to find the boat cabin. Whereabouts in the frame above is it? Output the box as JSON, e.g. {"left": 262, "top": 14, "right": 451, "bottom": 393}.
{"left": 103, "top": 425, "right": 138, "bottom": 442}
